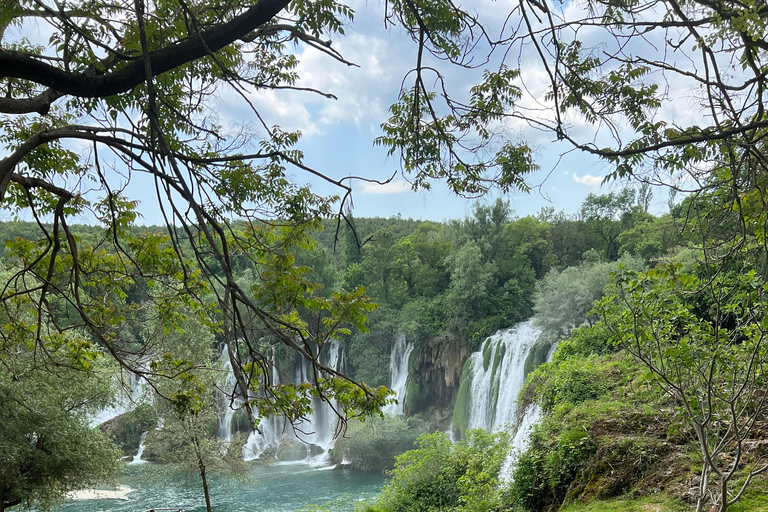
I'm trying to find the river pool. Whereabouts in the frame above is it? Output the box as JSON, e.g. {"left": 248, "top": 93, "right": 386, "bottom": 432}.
{"left": 55, "top": 462, "right": 385, "bottom": 512}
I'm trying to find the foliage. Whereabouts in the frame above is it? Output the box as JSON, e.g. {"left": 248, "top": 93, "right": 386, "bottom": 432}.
{"left": 364, "top": 430, "right": 509, "bottom": 512}
{"left": 525, "top": 357, "right": 611, "bottom": 414}
{"left": 552, "top": 322, "right": 617, "bottom": 361}
{"left": 0, "top": 0, "right": 766, "bottom": 505}
{"left": 595, "top": 258, "right": 768, "bottom": 512}
{"left": 579, "top": 188, "right": 638, "bottom": 261}
{"left": 533, "top": 254, "right": 646, "bottom": 344}
{"left": 0, "top": 331, "right": 121, "bottom": 511}
{"left": 329, "top": 415, "right": 422, "bottom": 472}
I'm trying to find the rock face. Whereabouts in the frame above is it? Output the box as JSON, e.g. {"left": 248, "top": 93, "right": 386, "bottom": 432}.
{"left": 405, "top": 336, "right": 470, "bottom": 416}
{"left": 275, "top": 439, "right": 323, "bottom": 461}
{"left": 99, "top": 404, "right": 158, "bottom": 456}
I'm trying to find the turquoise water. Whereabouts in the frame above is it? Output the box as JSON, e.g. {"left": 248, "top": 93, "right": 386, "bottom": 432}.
{"left": 55, "top": 463, "right": 385, "bottom": 512}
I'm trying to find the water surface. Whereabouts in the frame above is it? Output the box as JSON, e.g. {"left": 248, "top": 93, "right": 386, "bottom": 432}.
{"left": 56, "top": 462, "right": 384, "bottom": 512}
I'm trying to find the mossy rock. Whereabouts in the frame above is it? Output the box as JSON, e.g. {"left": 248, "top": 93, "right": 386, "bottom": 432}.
{"left": 140, "top": 429, "right": 185, "bottom": 463}
{"left": 488, "top": 341, "right": 506, "bottom": 423}
{"left": 260, "top": 445, "right": 278, "bottom": 460}
{"left": 330, "top": 416, "right": 423, "bottom": 472}
{"left": 524, "top": 342, "right": 552, "bottom": 377}
{"left": 99, "top": 404, "right": 158, "bottom": 456}
{"left": 482, "top": 339, "right": 493, "bottom": 371}
{"left": 566, "top": 436, "right": 672, "bottom": 503}
{"left": 276, "top": 439, "right": 322, "bottom": 461}
{"left": 451, "top": 358, "right": 475, "bottom": 438}
{"left": 404, "top": 380, "right": 427, "bottom": 416}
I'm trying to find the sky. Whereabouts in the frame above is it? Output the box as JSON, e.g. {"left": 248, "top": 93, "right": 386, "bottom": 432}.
{"left": 6, "top": 0, "right": 705, "bottom": 225}
{"left": 201, "top": 0, "right": 692, "bottom": 223}
{"left": 207, "top": 0, "right": 636, "bottom": 223}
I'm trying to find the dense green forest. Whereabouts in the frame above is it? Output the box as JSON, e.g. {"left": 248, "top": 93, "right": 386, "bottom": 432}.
{"left": 4, "top": 183, "right": 755, "bottom": 512}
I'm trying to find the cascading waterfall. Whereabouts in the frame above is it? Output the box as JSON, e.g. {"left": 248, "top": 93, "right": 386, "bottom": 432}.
{"left": 452, "top": 319, "right": 553, "bottom": 482}
{"left": 129, "top": 432, "right": 149, "bottom": 465}
{"left": 241, "top": 339, "right": 344, "bottom": 462}
{"left": 301, "top": 338, "right": 341, "bottom": 453}
{"left": 459, "top": 319, "right": 541, "bottom": 432}
{"left": 382, "top": 333, "right": 413, "bottom": 416}
{"left": 497, "top": 341, "right": 559, "bottom": 481}
{"left": 91, "top": 370, "right": 146, "bottom": 426}
{"left": 217, "top": 358, "right": 239, "bottom": 442}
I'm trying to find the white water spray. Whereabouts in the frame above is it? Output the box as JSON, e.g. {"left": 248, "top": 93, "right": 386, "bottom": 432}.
{"left": 463, "top": 319, "right": 541, "bottom": 432}
{"left": 382, "top": 334, "right": 414, "bottom": 416}
{"left": 129, "top": 432, "right": 149, "bottom": 465}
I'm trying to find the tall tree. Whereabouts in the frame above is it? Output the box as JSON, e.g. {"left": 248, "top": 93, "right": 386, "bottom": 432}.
{"left": 579, "top": 188, "right": 636, "bottom": 261}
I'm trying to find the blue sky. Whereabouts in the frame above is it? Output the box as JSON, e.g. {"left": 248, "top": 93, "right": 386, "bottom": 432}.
{"left": 200, "top": 0, "right": 681, "bottom": 223}
{"left": 7, "top": 0, "right": 694, "bottom": 226}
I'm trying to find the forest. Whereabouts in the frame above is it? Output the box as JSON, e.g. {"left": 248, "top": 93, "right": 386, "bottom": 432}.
{"left": 3, "top": 179, "right": 767, "bottom": 512}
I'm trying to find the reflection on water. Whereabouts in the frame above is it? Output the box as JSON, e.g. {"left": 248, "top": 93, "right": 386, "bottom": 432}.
{"left": 55, "top": 462, "right": 384, "bottom": 512}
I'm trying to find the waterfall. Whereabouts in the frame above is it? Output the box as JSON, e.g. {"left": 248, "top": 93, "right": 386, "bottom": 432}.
{"left": 300, "top": 338, "right": 341, "bottom": 452}
{"left": 241, "top": 339, "right": 344, "bottom": 462}
{"left": 457, "top": 319, "right": 541, "bottom": 433}
{"left": 382, "top": 334, "right": 413, "bottom": 416}
{"left": 129, "top": 432, "right": 149, "bottom": 465}
{"left": 217, "top": 359, "right": 239, "bottom": 442}
{"left": 92, "top": 370, "right": 146, "bottom": 426}
{"left": 451, "top": 318, "right": 553, "bottom": 482}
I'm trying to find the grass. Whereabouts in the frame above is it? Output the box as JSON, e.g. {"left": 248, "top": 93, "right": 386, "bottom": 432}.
{"left": 558, "top": 495, "right": 689, "bottom": 512}
{"left": 727, "top": 477, "right": 768, "bottom": 512}
{"left": 556, "top": 475, "right": 768, "bottom": 512}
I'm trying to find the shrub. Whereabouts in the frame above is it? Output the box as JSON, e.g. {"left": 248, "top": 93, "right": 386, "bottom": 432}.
{"left": 505, "top": 420, "right": 596, "bottom": 511}
{"left": 329, "top": 415, "right": 421, "bottom": 472}
{"left": 365, "top": 430, "right": 508, "bottom": 512}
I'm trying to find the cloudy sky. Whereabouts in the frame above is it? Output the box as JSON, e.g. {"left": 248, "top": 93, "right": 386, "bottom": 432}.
{"left": 9, "top": 0, "right": 705, "bottom": 225}
{"left": 204, "top": 0, "right": 683, "bottom": 223}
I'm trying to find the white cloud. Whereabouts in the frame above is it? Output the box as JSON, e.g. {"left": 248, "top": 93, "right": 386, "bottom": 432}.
{"left": 358, "top": 180, "right": 412, "bottom": 194}
{"left": 572, "top": 173, "right": 604, "bottom": 188}
{"left": 294, "top": 31, "right": 406, "bottom": 128}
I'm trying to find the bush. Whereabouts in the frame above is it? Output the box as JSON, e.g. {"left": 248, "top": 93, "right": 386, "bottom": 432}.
{"left": 520, "top": 356, "right": 610, "bottom": 415}
{"left": 553, "top": 322, "right": 616, "bottom": 361}
{"left": 329, "top": 415, "right": 421, "bottom": 472}
{"left": 364, "top": 430, "right": 508, "bottom": 512}
{"left": 505, "top": 419, "right": 596, "bottom": 511}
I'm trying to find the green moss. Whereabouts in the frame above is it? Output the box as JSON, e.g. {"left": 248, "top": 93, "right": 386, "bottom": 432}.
{"left": 524, "top": 341, "right": 551, "bottom": 377}
{"left": 99, "top": 403, "right": 158, "bottom": 456}
{"left": 330, "top": 415, "right": 422, "bottom": 472}
{"left": 408, "top": 345, "right": 419, "bottom": 375}
{"left": 404, "top": 381, "right": 420, "bottom": 415}
{"left": 488, "top": 341, "right": 506, "bottom": 424}
{"left": 482, "top": 339, "right": 493, "bottom": 371}
{"left": 507, "top": 353, "right": 683, "bottom": 512}
{"left": 276, "top": 439, "right": 322, "bottom": 461}
{"left": 451, "top": 358, "right": 475, "bottom": 438}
